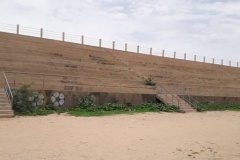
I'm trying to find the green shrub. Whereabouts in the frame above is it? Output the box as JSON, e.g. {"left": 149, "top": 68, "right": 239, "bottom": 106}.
{"left": 76, "top": 93, "right": 97, "bottom": 111}
{"left": 12, "top": 84, "right": 36, "bottom": 114}
{"left": 144, "top": 77, "right": 156, "bottom": 86}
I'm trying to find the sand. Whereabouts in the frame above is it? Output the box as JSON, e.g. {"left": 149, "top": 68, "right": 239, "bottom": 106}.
{"left": 0, "top": 111, "right": 240, "bottom": 160}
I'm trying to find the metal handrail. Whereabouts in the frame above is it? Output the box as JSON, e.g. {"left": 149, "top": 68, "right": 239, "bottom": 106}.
{"left": 157, "top": 86, "right": 181, "bottom": 107}
{"left": 173, "top": 85, "right": 199, "bottom": 107}
{"left": 3, "top": 71, "right": 13, "bottom": 108}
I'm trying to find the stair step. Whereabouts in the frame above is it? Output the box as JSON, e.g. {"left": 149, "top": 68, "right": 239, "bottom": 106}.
{"left": 0, "top": 110, "right": 14, "bottom": 114}
{"left": 0, "top": 102, "right": 11, "bottom": 106}
{"left": 0, "top": 106, "right": 12, "bottom": 110}
{"left": 0, "top": 113, "right": 14, "bottom": 118}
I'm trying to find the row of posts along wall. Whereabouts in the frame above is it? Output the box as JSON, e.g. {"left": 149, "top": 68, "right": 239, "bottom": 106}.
{"left": 0, "top": 23, "right": 238, "bottom": 68}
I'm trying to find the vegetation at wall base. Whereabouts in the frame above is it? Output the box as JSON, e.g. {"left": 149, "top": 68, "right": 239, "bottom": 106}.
{"left": 194, "top": 102, "right": 240, "bottom": 112}
{"left": 12, "top": 87, "right": 184, "bottom": 116}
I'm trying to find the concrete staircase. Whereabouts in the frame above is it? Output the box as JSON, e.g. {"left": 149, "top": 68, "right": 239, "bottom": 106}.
{"left": 156, "top": 94, "right": 196, "bottom": 112}
{"left": 0, "top": 89, "right": 14, "bottom": 118}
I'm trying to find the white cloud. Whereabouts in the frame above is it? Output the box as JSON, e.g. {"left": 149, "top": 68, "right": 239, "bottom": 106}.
{"left": 0, "top": 0, "right": 240, "bottom": 61}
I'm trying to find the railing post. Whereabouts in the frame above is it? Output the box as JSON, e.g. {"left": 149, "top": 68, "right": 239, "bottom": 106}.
{"left": 162, "top": 50, "right": 165, "bottom": 57}
{"left": 150, "top": 48, "right": 152, "bottom": 55}
{"left": 184, "top": 53, "right": 186, "bottom": 60}
{"left": 203, "top": 56, "right": 205, "bottom": 63}
{"left": 112, "top": 41, "right": 115, "bottom": 50}
{"left": 99, "top": 39, "right": 102, "bottom": 47}
{"left": 43, "top": 75, "right": 45, "bottom": 89}
{"left": 81, "top": 35, "right": 84, "bottom": 44}
{"left": 62, "top": 32, "right": 65, "bottom": 41}
{"left": 221, "top": 59, "right": 223, "bottom": 65}
{"left": 213, "top": 58, "right": 215, "bottom": 64}
{"left": 40, "top": 28, "right": 43, "bottom": 38}
{"left": 194, "top": 55, "right": 196, "bottom": 61}
{"left": 125, "top": 43, "right": 127, "bottom": 51}
{"left": 174, "top": 52, "right": 176, "bottom": 59}
{"left": 137, "top": 45, "right": 139, "bottom": 53}
{"left": 16, "top": 24, "right": 19, "bottom": 34}
{"left": 13, "top": 73, "right": 16, "bottom": 87}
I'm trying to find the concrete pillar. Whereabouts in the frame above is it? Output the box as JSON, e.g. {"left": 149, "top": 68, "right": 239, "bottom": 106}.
{"left": 125, "top": 43, "right": 127, "bottom": 51}
{"left": 184, "top": 53, "right": 186, "bottom": 60}
{"left": 203, "top": 56, "right": 205, "bottom": 63}
{"left": 17, "top": 24, "right": 19, "bottom": 34}
{"left": 194, "top": 55, "right": 196, "bottom": 61}
{"left": 40, "top": 28, "right": 43, "bottom": 38}
{"left": 229, "top": 61, "right": 231, "bottom": 66}
{"left": 112, "top": 41, "right": 115, "bottom": 50}
{"left": 137, "top": 45, "right": 139, "bottom": 53}
{"left": 150, "top": 48, "right": 152, "bottom": 55}
{"left": 237, "top": 62, "right": 239, "bottom": 68}
{"left": 81, "top": 36, "right": 84, "bottom": 44}
{"left": 221, "top": 59, "right": 223, "bottom": 65}
{"left": 162, "top": 50, "right": 165, "bottom": 57}
{"left": 99, "top": 39, "right": 102, "bottom": 47}
{"left": 174, "top": 52, "right": 176, "bottom": 59}
{"left": 213, "top": 58, "right": 215, "bottom": 64}
{"left": 62, "top": 32, "right": 65, "bottom": 41}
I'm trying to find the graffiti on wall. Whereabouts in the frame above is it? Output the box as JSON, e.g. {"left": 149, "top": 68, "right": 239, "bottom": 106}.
{"left": 51, "top": 92, "right": 65, "bottom": 107}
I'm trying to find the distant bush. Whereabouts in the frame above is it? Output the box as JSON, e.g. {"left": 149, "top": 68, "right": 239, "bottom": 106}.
{"left": 194, "top": 101, "right": 240, "bottom": 112}
{"left": 144, "top": 77, "right": 156, "bottom": 86}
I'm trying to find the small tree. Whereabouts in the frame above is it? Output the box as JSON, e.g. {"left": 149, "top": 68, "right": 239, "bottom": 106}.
{"left": 12, "top": 84, "right": 35, "bottom": 114}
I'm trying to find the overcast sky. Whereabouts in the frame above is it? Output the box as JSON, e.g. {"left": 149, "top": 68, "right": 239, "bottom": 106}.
{"left": 0, "top": 0, "right": 240, "bottom": 62}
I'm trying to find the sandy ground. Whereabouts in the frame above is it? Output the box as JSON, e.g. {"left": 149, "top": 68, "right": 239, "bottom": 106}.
{"left": 0, "top": 112, "right": 240, "bottom": 160}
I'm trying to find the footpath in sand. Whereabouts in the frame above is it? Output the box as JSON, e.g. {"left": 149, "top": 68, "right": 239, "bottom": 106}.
{"left": 0, "top": 111, "right": 240, "bottom": 160}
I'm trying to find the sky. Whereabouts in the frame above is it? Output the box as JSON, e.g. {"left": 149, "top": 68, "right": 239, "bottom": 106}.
{"left": 0, "top": 0, "right": 240, "bottom": 63}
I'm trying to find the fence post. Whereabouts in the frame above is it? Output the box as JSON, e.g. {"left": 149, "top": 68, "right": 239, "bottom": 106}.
{"left": 125, "top": 43, "right": 127, "bottom": 52}
{"left": 174, "top": 52, "right": 176, "bottom": 59}
{"left": 213, "top": 58, "right": 215, "bottom": 64}
{"left": 17, "top": 24, "right": 19, "bottom": 34}
{"left": 162, "top": 50, "right": 165, "bottom": 57}
{"left": 40, "top": 28, "right": 43, "bottom": 38}
{"left": 194, "top": 55, "right": 196, "bottom": 61}
{"left": 137, "top": 45, "right": 139, "bottom": 53}
{"left": 184, "top": 53, "right": 186, "bottom": 60}
{"left": 150, "top": 48, "right": 152, "bottom": 55}
{"left": 62, "top": 32, "right": 65, "bottom": 41}
{"left": 81, "top": 35, "right": 84, "bottom": 44}
{"left": 112, "top": 41, "right": 115, "bottom": 50}
{"left": 221, "top": 59, "right": 223, "bottom": 65}
{"left": 99, "top": 39, "right": 102, "bottom": 47}
{"left": 203, "top": 56, "right": 205, "bottom": 63}
{"left": 229, "top": 61, "right": 231, "bottom": 66}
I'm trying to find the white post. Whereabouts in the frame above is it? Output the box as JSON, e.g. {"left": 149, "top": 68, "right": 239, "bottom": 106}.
{"left": 162, "top": 50, "right": 165, "bottom": 57}
{"left": 150, "top": 48, "right": 152, "bottom": 55}
{"left": 40, "top": 28, "right": 43, "bottom": 38}
{"left": 174, "top": 52, "right": 176, "bottom": 59}
{"left": 17, "top": 24, "right": 19, "bottom": 34}
{"left": 203, "top": 56, "right": 205, "bottom": 63}
{"left": 99, "top": 39, "right": 102, "bottom": 47}
{"left": 112, "top": 41, "right": 115, "bottom": 49}
{"left": 213, "top": 58, "right": 215, "bottom": 64}
{"left": 137, "top": 45, "right": 139, "bottom": 53}
{"left": 81, "top": 36, "right": 84, "bottom": 44}
{"left": 184, "top": 53, "right": 186, "bottom": 60}
{"left": 125, "top": 43, "right": 127, "bottom": 51}
{"left": 194, "top": 55, "right": 196, "bottom": 61}
{"left": 62, "top": 32, "right": 65, "bottom": 41}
